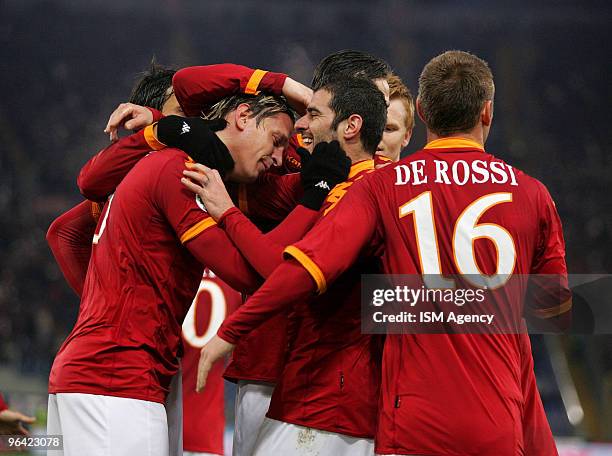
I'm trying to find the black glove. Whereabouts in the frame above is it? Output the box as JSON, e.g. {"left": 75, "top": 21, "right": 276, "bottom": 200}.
{"left": 298, "top": 140, "right": 351, "bottom": 210}
{"left": 157, "top": 116, "right": 234, "bottom": 176}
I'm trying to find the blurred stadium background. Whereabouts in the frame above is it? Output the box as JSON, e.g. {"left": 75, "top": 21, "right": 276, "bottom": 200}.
{"left": 0, "top": 0, "right": 611, "bottom": 454}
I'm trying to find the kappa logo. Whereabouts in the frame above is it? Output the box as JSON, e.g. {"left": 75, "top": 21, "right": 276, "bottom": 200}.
{"left": 314, "top": 180, "right": 330, "bottom": 191}
{"left": 181, "top": 121, "right": 191, "bottom": 135}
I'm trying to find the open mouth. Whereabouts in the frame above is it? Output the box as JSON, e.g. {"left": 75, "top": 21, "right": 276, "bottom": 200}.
{"left": 300, "top": 134, "right": 314, "bottom": 147}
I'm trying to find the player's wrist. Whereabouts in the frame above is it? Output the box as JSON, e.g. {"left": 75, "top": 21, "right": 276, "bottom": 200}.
{"left": 217, "top": 207, "right": 241, "bottom": 228}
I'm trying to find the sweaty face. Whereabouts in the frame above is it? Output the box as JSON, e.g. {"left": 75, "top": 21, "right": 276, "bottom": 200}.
{"left": 377, "top": 98, "right": 411, "bottom": 162}
{"left": 294, "top": 89, "right": 336, "bottom": 153}
{"left": 229, "top": 113, "right": 293, "bottom": 182}
{"left": 161, "top": 91, "right": 185, "bottom": 116}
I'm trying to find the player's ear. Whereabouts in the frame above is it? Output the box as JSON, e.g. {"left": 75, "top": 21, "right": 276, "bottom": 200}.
{"left": 415, "top": 98, "right": 426, "bottom": 124}
{"left": 343, "top": 113, "right": 363, "bottom": 141}
{"left": 481, "top": 100, "right": 493, "bottom": 127}
{"left": 233, "top": 103, "right": 251, "bottom": 132}
{"left": 402, "top": 128, "right": 413, "bottom": 148}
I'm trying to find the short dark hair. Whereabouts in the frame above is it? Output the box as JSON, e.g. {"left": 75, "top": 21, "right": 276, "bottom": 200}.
{"left": 128, "top": 59, "right": 177, "bottom": 111}
{"left": 311, "top": 50, "right": 392, "bottom": 91}
{"left": 206, "top": 93, "right": 296, "bottom": 125}
{"left": 320, "top": 77, "right": 387, "bottom": 154}
{"left": 417, "top": 50, "right": 494, "bottom": 137}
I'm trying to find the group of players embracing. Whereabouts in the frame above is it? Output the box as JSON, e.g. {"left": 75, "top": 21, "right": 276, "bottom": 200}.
{"left": 46, "top": 49, "right": 570, "bottom": 456}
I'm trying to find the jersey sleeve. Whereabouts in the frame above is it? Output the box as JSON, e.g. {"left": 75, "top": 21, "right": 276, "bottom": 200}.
{"left": 78, "top": 129, "right": 160, "bottom": 201}
{"left": 46, "top": 200, "right": 101, "bottom": 297}
{"left": 241, "top": 172, "right": 303, "bottom": 222}
{"left": 154, "top": 154, "right": 262, "bottom": 294}
{"left": 526, "top": 183, "right": 572, "bottom": 320}
{"left": 217, "top": 259, "right": 315, "bottom": 344}
{"left": 284, "top": 175, "right": 380, "bottom": 294}
{"left": 173, "top": 64, "right": 288, "bottom": 117}
{"left": 218, "top": 204, "right": 319, "bottom": 277}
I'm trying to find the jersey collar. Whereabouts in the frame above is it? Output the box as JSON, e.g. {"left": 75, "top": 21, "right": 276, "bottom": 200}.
{"left": 424, "top": 137, "right": 485, "bottom": 152}
{"left": 348, "top": 159, "right": 375, "bottom": 179}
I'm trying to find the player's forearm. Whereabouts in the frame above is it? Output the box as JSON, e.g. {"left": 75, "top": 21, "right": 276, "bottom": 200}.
{"left": 219, "top": 205, "right": 319, "bottom": 277}
{"left": 46, "top": 201, "right": 98, "bottom": 297}
{"left": 173, "top": 64, "right": 287, "bottom": 117}
{"left": 185, "top": 227, "right": 263, "bottom": 295}
{"left": 217, "top": 260, "right": 315, "bottom": 344}
{"left": 78, "top": 130, "right": 155, "bottom": 201}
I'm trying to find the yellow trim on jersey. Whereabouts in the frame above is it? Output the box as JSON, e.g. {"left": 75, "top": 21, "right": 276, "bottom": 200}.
{"left": 245, "top": 69, "right": 267, "bottom": 95}
{"left": 374, "top": 153, "right": 392, "bottom": 162}
{"left": 284, "top": 246, "right": 327, "bottom": 294}
{"left": 144, "top": 124, "right": 166, "bottom": 150}
{"left": 180, "top": 217, "right": 217, "bottom": 244}
{"left": 530, "top": 297, "right": 573, "bottom": 319}
{"left": 424, "top": 137, "right": 484, "bottom": 152}
{"left": 348, "top": 159, "right": 375, "bottom": 179}
{"left": 296, "top": 133, "right": 305, "bottom": 148}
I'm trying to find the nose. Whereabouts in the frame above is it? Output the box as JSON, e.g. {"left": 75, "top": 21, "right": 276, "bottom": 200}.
{"left": 294, "top": 114, "right": 309, "bottom": 132}
{"left": 271, "top": 146, "right": 284, "bottom": 167}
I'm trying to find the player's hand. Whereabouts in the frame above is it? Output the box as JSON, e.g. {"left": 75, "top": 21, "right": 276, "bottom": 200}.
{"left": 0, "top": 408, "right": 35, "bottom": 436}
{"left": 282, "top": 77, "right": 313, "bottom": 116}
{"left": 196, "top": 335, "right": 234, "bottom": 392}
{"left": 104, "top": 102, "right": 154, "bottom": 142}
{"left": 181, "top": 163, "right": 235, "bottom": 221}
{"left": 157, "top": 117, "right": 234, "bottom": 177}
{"left": 298, "top": 140, "right": 351, "bottom": 210}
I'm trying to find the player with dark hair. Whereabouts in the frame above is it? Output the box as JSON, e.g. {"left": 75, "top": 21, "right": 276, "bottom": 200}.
{"left": 311, "top": 49, "right": 392, "bottom": 91}
{"left": 197, "top": 50, "right": 571, "bottom": 455}
{"left": 184, "top": 76, "right": 388, "bottom": 456}
{"left": 127, "top": 60, "right": 183, "bottom": 117}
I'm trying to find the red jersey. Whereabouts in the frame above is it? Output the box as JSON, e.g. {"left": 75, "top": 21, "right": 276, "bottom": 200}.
{"left": 266, "top": 159, "right": 384, "bottom": 438}
{"left": 49, "top": 149, "right": 230, "bottom": 403}
{"left": 182, "top": 269, "right": 241, "bottom": 454}
{"left": 284, "top": 137, "right": 570, "bottom": 455}
{"left": 223, "top": 156, "right": 388, "bottom": 386}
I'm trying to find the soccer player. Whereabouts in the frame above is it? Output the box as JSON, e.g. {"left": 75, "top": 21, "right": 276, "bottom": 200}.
{"left": 184, "top": 76, "right": 388, "bottom": 456}
{"left": 47, "top": 63, "right": 237, "bottom": 456}
{"left": 198, "top": 50, "right": 572, "bottom": 455}
{"left": 376, "top": 74, "right": 415, "bottom": 162}
{"left": 46, "top": 93, "right": 295, "bottom": 456}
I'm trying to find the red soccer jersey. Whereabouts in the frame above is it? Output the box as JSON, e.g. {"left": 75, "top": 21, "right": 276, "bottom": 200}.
{"left": 49, "top": 149, "right": 221, "bottom": 404}
{"left": 223, "top": 156, "right": 388, "bottom": 386}
{"left": 182, "top": 269, "right": 241, "bottom": 455}
{"left": 282, "top": 137, "right": 570, "bottom": 455}
{"left": 266, "top": 159, "right": 385, "bottom": 438}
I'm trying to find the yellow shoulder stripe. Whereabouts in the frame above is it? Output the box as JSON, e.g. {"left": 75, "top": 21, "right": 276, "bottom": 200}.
{"left": 144, "top": 124, "right": 166, "bottom": 150}
{"left": 284, "top": 246, "right": 327, "bottom": 294}
{"left": 180, "top": 217, "right": 217, "bottom": 244}
{"left": 245, "top": 69, "right": 267, "bottom": 95}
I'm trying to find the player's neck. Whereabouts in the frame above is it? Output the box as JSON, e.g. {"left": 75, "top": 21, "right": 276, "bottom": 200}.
{"left": 342, "top": 139, "right": 372, "bottom": 163}
{"left": 426, "top": 129, "right": 485, "bottom": 148}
